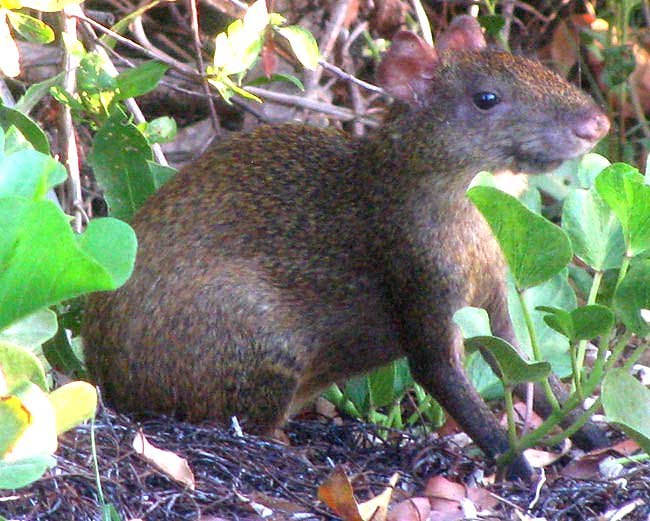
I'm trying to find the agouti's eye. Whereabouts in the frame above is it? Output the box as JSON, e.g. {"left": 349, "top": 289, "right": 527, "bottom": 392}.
{"left": 473, "top": 91, "right": 501, "bottom": 110}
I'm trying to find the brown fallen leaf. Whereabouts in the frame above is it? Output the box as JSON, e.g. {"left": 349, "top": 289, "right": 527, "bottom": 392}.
{"left": 318, "top": 465, "right": 399, "bottom": 521}
{"left": 318, "top": 466, "right": 364, "bottom": 521}
{"left": 132, "top": 430, "right": 195, "bottom": 490}
{"left": 358, "top": 472, "right": 399, "bottom": 521}
{"left": 562, "top": 439, "right": 640, "bottom": 479}
{"left": 387, "top": 497, "right": 432, "bottom": 521}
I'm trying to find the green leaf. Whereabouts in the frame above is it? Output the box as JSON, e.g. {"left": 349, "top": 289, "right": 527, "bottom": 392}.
{"left": 465, "top": 350, "right": 502, "bottom": 400}
{"left": 0, "top": 149, "right": 67, "bottom": 200}
{"left": 595, "top": 163, "right": 650, "bottom": 256}
{"left": 0, "top": 309, "right": 57, "bottom": 350}
{"left": 562, "top": 187, "right": 625, "bottom": 270}
{"left": 0, "top": 197, "right": 136, "bottom": 330}
{"left": 571, "top": 305, "right": 614, "bottom": 340}
{"left": 77, "top": 218, "right": 138, "bottom": 288}
{"left": 5, "top": 11, "right": 54, "bottom": 44}
{"left": 18, "top": 0, "right": 84, "bottom": 11}
{"left": 613, "top": 260, "right": 650, "bottom": 335}
{"left": 247, "top": 73, "right": 305, "bottom": 91}
{"left": 88, "top": 109, "right": 155, "bottom": 220}
{"left": 0, "top": 456, "right": 55, "bottom": 489}
{"left": 602, "top": 368, "right": 650, "bottom": 455}
{"left": 8, "top": 12, "right": 46, "bottom": 45}
{"left": 538, "top": 304, "right": 614, "bottom": 342}
{"left": 0, "top": 105, "right": 49, "bottom": 154}
{"left": 0, "top": 341, "right": 48, "bottom": 391}
{"left": 141, "top": 116, "right": 177, "bottom": 144}
{"left": 468, "top": 186, "right": 572, "bottom": 289}
{"left": 465, "top": 336, "right": 551, "bottom": 387}
{"left": 49, "top": 381, "right": 97, "bottom": 434}
{"left": 477, "top": 15, "right": 506, "bottom": 37}
{"left": 453, "top": 307, "right": 492, "bottom": 339}
{"left": 115, "top": 61, "right": 169, "bottom": 100}
{"left": 537, "top": 306, "right": 573, "bottom": 340}
{"left": 508, "top": 271, "right": 575, "bottom": 376}
{"left": 147, "top": 161, "right": 176, "bottom": 190}
{"left": 15, "top": 72, "right": 64, "bottom": 115}
{"left": 276, "top": 26, "right": 320, "bottom": 70}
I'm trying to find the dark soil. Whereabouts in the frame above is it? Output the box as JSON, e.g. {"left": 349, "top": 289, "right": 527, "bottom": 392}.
{"left": 2, "top": 407, "right": 650, "bottom": 520}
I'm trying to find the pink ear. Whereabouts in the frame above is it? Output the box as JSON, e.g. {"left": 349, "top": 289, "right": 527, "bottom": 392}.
{"left": 377, "top": 31, "right": 438, "bottom": 105}
{"left": 436, "top": 15, "right": 486, "bottom": 51}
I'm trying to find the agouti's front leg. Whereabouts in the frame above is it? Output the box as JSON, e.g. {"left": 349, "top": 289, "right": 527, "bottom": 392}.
{"left": 406, "top": 323, "right": 531, "bottom": 480}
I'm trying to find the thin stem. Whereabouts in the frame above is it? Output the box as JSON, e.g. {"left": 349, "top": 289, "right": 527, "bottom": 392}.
{"left": 518, "top": 289, "right": 560, "bottom": 411}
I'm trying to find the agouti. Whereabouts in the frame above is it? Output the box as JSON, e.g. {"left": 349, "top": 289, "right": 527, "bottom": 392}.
{"left": 83, "top": 16, "right": 610, "bottom": 480}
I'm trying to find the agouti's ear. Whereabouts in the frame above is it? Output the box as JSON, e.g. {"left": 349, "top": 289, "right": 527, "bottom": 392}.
{"left": 436, "top": 15, "right": 486, "bottom": 51}
{"left": 377, "top": 31, "right": 438, "bottom": 105}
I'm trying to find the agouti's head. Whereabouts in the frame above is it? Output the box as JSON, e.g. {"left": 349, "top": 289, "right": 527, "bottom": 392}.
{"left": 377, "top": 16, "right": 610, "bottom": 174}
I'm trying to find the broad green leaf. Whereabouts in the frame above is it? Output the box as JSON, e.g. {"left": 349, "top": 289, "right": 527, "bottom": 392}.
{"left": 76, "top": 218, "right": 137, "bottom": 288}
{"left": 602, "top": 368, "right": 650, "bottom": 455}
{"left": 276, "top": 26, "right": 320, "bottom": 70}
{"left": 5, "top": 11, "right": 54, "bottom": 44}
{"left": 2, "top": 381, "right": 56, "bottom": 461}
{"left": 562, "top": 187, "right": 624, "bottom": 270}
{"left": 0, "top": 309, "right": 57, "bottom": 349}
{"left": 537, "top": 306, "right": 573, "bottom": 340}
{"left": 0, "top": 455, "right": 55, "bottom": 489}
{"left": 115, "top": 61, "right": 169, "bottom": 100}
{"left": 49, "top": 381, "right": 97, "bottom": 434}
{"left": 342, "top": 374, "right": 369, "bottom": 413}
{"left": 454, "top": 307, "right": 492, "bottom": 339}
{"left": 538, "top": 305, "right": 614, "bottom": 342}
{"left": 247, "top": 73, "right": 305, "bottom": 91}
{"left": 468, "top": 185, "right": 572, "bottom": 289}
{"left": 465, "top": 350, "right": 502, "bottom": 400}
{"left": 0, "top": 396, "right": 29, "bottom": 457}
{"left": 0, "top": 148, "right": 67, "bottom": 200}
{"left": 508, "top": 271, "right": 575, "bottom": 376}
{"left": 141, "top": 116, "right": 177, "bottom": 144}
{"left": 0, "top": 197, "right": 136, "bottom": 330}
{"left": 571, "top": 305, "right": 614, "bottom": 340}
{"left": 465, "top": 336, "right": 551, "bottom": 386}
{"left": 595, "top": 163, "right": 650, "bottom": 256}
{"left": 368, "top": 363, "right": 397, "bottom": 408}
{"left": 0, "top": 341, "right": 47, "bottom": 391}
{"left": 613, "top": 260, "right": 650, "bottom": 335}
{"left": 88, "top": 109, "right": 155, "bottom": 220}
{"left": 0, "top": 105, "right": 49, "bottom": 154}
{"left": 147, "top": 161, "right": 176, "bottom": 190}
{"left": 15, "top": 72, "right": 64, "bottom": 115}
{"left": 18, "top": 0, "right": 84, "bottom": 11}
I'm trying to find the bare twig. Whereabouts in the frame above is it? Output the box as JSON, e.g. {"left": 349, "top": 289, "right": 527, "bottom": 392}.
{"left": 304, "top": 0, "right": 351, "bottom": 95}
{"left": 244, "top": 86, "right": 378, "bottom": 126}
{"left": 58, "top": 9, "right": 84, "bottom": 231}
{"left": 188, "top": 0, "right": 221, "bottom": 135}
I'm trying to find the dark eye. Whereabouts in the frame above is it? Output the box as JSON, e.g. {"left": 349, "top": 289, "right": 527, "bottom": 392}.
{"left": 473, "top": 91, "right": 500, "bottom": 110}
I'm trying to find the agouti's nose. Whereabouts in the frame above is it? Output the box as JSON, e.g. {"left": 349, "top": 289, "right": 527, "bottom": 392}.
{"left": 575, "top": 112, "right": 610, "bottom": 142}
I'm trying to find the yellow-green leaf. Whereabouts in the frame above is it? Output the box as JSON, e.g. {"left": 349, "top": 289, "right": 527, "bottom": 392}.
{"left": 49, "top": 381, "right": 97, "bottom": 434}
{"left": 18, "top": 0, "right": 83, "bottom": 13}
{"left": 0, "top": 395, "right": 29, "bottom": 458}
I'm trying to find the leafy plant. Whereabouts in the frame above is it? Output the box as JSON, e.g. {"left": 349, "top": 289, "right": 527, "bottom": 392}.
{"left": 463, "top": 156, "right": 650, "bottom": 469}
{"left": 0, "top": 119, "right": 137, "bottom": 489}
{"left": 207, "top": 0, "right": 319, "bottom": 102}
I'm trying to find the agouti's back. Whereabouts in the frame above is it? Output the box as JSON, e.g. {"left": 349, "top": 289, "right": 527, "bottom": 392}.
{"left": 83, "top": 16, "right": 609, "bottom": 480}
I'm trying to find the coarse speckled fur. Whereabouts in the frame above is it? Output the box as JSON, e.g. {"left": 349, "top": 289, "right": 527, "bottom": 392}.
{"left": 83, "top": 18, "right": 609, "bottom": 480}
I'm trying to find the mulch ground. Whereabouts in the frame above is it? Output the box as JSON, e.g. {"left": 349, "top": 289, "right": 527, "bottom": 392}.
{"left": 2, "top": 407, "right": 650, "bottom": 520}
